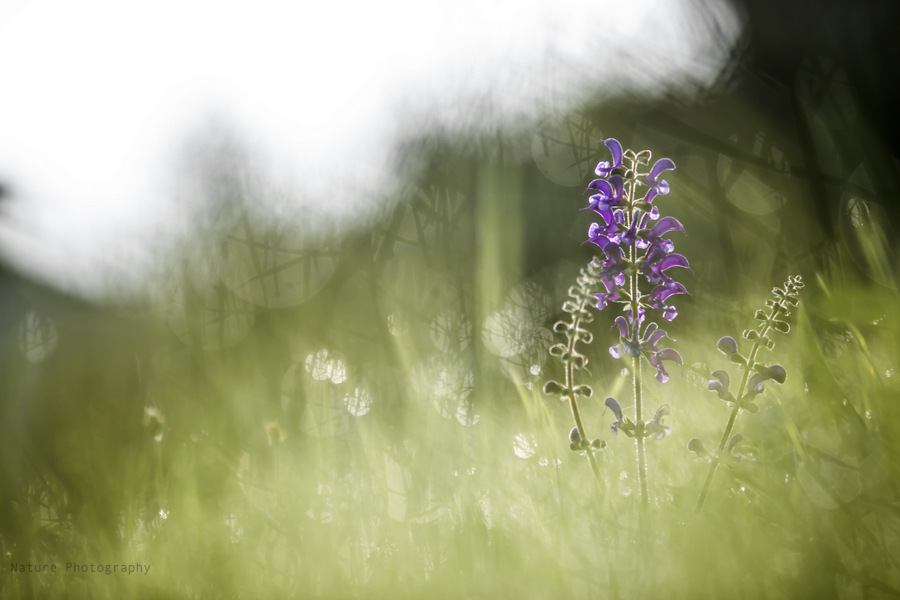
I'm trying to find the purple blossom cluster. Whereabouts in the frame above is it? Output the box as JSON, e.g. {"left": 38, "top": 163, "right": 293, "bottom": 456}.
{"left": 585, "top": 138, "right": 690, "bottom": 384}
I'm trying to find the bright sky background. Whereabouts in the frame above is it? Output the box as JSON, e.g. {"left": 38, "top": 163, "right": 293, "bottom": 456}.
{"left": 0, "top": 0, "right": 743, "bottom": 299}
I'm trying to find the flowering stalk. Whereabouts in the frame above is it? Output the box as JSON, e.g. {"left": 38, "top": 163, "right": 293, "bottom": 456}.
{"left": 692, "top": 275, "right": 804, "bottom": 510}
{"left": 546, "top": 138, "right": 690, "bottom": 504}
{"left": 544, "top": 259, "right": 607, "bottom": 484}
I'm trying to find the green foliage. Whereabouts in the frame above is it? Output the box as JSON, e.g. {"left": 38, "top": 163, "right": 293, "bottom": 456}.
{"left": 2, "top": 142, "right": 900, "bottom": 599}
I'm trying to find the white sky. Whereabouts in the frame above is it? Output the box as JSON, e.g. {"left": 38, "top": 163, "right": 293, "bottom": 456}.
{"left": 0, "top": 0, "right": 743, "bottom": 299}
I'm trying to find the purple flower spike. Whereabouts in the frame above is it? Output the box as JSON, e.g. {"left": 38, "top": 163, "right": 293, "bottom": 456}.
{"left": 595, "top": 138, "right": 624, "bottom": 178}
{"left": 708, "top": 369, "right": 731, "bottom": 399}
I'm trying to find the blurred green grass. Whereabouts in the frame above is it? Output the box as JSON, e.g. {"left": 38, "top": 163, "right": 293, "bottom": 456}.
{"left": 2, "top": 124, "right": 900, "bottom": 599}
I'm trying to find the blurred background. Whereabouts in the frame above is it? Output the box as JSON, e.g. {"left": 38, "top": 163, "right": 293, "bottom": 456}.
{"left": 2, "top": 0, "right": 900, "bottom": 597}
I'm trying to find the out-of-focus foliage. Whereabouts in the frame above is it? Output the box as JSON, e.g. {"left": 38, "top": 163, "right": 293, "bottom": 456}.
{"left": 3, "top": 84, "right": 900, "bottom": 600}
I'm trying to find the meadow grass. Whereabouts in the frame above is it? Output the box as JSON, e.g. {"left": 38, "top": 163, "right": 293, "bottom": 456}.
{"left": 2, "top": 144, "right": 899, "bottom": 599}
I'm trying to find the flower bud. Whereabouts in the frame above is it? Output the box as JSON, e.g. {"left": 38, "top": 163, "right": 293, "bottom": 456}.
{"left": 604, "top": 397, "right": 623, "bottom": 422}
{"left": 569, "top": 427, "right": 582, "bottom": 445}
{"left": 687, "top": 438, "right": 707, "bottom": 457}
{"left": 708, "top": 369, "right": 731, "bottom": 400}
{"left": 647, "top": 403, "right": 671, "bottom": 439}
{"left": 717, "top": 336, "right": 738, "bottom": 357}
{"left": 763, "top": 364, "right": 787, "bottom": 384}
{"left": 552, "top": 321, "right": 570, "bottom": 334}
{"left": 542, "top": 380, "right": 564, "bottom": 396}
{"left": 572, "top": 384, "right": 593, "bottom": 398}
{"left": 747, "top": 373, "right": 765, "bottom": 397}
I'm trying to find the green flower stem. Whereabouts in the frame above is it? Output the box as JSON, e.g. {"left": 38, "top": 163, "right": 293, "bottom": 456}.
{"left": 626, "top": 161, "right": 649, "bottom": 507}
{"left": 695, "top": 319, "right": 774, "bottom": 511}
{"left": 565, "top": 300, "right": 603, "bottom": 484}
{"left": 633, "top": 352, "right": 648, "bottom": 506}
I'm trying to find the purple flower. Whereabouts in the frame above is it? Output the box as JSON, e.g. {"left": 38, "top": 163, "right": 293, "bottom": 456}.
{"left": 648, "top": 280, "right": 690, "bottom": 321}
{"left": 594, "top": 138, "right": 624, "bottom": 178}
{"left": 745, "top": 364, "right": 788, "bottom": 399}
{"left": 587, "top": 221, "right": 613, "bottom": 248}
{"left": 621, "top": 219, "right": 639, "bottom": 247}
{"left": 593, "top": 277, "right": 621, "bottom": 311}
{"left": 641, "top": 253, "right": 691, "bottom": 287}
{"left": 569, "top": 427, "right": 582, "bottom": 445}
{"left": 707, "top": 369, "right": 731, "bottom": 400}
{"left": 639, "top": 216, "right": 684, "bottom": 249}
{"left": 608, "top": 317, "right": 682, "bottom": 383}
{"left": 746, "top": 373, "right": 766, "bottom": 397}
{"left": 643, "top": 157, "right": 675, "bottom": 204}
{"left": 647, "top": 404, "right": 671, "bottom": 439}
{"left": 586, "top": 175, "right": 626, "bottom": 213}
{"left": 598, "top": 242, "right": 629, "bottom": 281}
{"left": 688, "top": 438, "right": 708, "bottom": 457}
{"left": 587, "top": 208, "right": 624, "bottom": 246}
{"left": 763, "top": 364, "right": 787, "bottom": 384}
{"left": 609, "top": 315, "right": 641, "bottom": 358}
{"left": 625, "top": 305, "right": 646, "bottom": 328}
{"left": 604, "top": 396, "right": 625, "bottom": 435}
{"left": 650, "top": 348, "right": 682, "bottom": 383}
{"left": 717, "top": 336, "right": 739, "bottom": 358}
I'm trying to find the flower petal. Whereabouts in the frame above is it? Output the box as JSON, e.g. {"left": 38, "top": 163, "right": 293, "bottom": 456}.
{"left": 586, "top": 178, "right": 613, "bottom": 195}
{"left": 646, "top": 328, "right": 668, "bottom": 350}
{"left": 569, "top": 427, "right": 582, "bottom": 444}
{"left": 657, "top": 348, "right": 683, "bottom": 366}
{"left": 604, "top": 138, "right": 623, "bottom": 169}
{"left": 656, "top": 253, "right": 691, "bottom": 272}
{"left": 649, "top": 216, "right": 685, "bottom": 239}
{"left": 709, "top": 369, "right": 731, "bottom": 390}
{"left": 655, "top": 364, "right": 670, "bottom": 384}
{"left": 614, "top": 316, "right": 629, "bottom": 339}
{"left": 747, "top": 373, "right": 765, "bottom": 396}
{"left": 763, "top": 364, "right": 787, "bottom": 384}
{"left": 648, "top": 157, "right": 676, "bottom": 181}
{"left": 604, "top": 396, "right": 623, "bottom": 422}
{"left": 650, "top": 281, "right": 689, "bottom": 305}
{"left": 716, "top": 336, "right": 738, "bottom": 357}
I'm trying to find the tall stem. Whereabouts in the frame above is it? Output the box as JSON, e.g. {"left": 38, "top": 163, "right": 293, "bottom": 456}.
{"left": 633, "top": 352, "right": 648, "bottom": 506}
{"left": 566, "top": 299, "right": 602, "bottom": 485}
{"left": 626, "top": 163, "right": 649, "bottom": 506}
{"left": 696, "top": 320, "right": 774, "bottom": 510}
